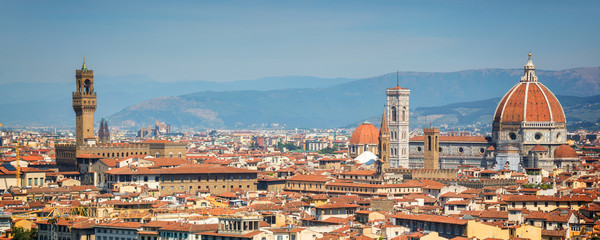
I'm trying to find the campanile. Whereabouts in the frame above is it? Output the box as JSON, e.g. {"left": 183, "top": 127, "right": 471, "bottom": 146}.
{"left": 73, "top": 57, "right": 97, "bottom": 145}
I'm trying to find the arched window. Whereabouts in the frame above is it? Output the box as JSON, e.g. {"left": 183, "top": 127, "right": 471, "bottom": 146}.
{"left": 391, "top": 107, "right": 397, "bottom": 122}
{"left": 84, "top": 79, "right": 92, "bottom": 93}
{"left": 428, "top": 136, "right": 432, "bottom": 151}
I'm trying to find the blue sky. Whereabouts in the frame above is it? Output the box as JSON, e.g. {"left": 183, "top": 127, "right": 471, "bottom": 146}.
{"left": 1, "top": 0, "right": 599, "bottom": 83}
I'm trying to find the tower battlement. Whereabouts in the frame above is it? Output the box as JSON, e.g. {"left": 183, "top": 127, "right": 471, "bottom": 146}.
{"left": 423, "top": 127, "right": 440, "bottom": 134}
{"left": 72, "top": 92, "right": 97, "bottom": 97}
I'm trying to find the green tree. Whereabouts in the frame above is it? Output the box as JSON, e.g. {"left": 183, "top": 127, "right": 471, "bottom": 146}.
{"left": 12, "top": 227, "right": 38, "bottom": 240}
{"left": 319, "top": 146, "right": 339, "bottom": 154}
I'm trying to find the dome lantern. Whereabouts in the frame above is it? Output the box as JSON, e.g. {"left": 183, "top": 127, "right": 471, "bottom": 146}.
{"left": 521, "top": 51, "right": 538, "bottom": 82}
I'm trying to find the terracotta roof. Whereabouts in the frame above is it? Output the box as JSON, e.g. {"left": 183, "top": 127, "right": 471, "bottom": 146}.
{"left": 315, "top": 203, "right": 359, "bottom": 209}
{"left": 393, "top": 213, "right": 467, "bottom": 225}
{"left": 100, "top": 159, "right": 117, "bottom": 167}
{"left": 554, "top": 144, "right": 578, "bottom": 159}
{"left": 105, "top": 164, "right": 258, "bottom": 175}
{"left": 77, "top": 154, "right": 104, "bottom": 159}
{"left": 501, "top": 195, "right": 593, "bottom": 202}
{"left": 388, "top": 86, "right": 407, "bottom": 90}
{"left": 340, "top": 170, "right": 376, "bottom": 176}
{"left": 349, "top": 123, "right": 379, "bottom": 145}
{"left": 530, "top": 145, "right": 547, "bottom": 152}
{"left": 68, "top": 185, "right": 98, "bottom": 192}
{"left": 287, "top": 174, "right": 330, "bottom": 182}
{"left": 494, "top": 81, "right": 565, "bottom": 124}
{"left": 142, "top": 140, "right": 174, "bottom": 143}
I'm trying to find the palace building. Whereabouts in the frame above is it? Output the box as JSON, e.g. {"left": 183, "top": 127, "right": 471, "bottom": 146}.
{"left": 55, "top": 58, "right": 187, "bottom": 174}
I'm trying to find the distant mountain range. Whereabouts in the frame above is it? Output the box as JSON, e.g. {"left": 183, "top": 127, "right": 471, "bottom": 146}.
{"left": 348, "top": 94, "right": 600, "bottom": 133}
{"left": 1, "top": 67, "right": 599, "bottom": 131}
{"left": 0, "top": 75, "right": 353, "bottom": 127}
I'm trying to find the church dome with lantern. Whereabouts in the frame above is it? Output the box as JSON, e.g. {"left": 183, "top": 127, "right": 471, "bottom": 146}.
{"left": 491, "top": 53, "right": 568, "bottom": 171}
{"left": 348, "top": 121, "right": 379, "bottom": 158}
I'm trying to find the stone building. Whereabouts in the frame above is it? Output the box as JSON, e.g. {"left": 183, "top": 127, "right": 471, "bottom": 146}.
{"left": 55, "top": 58, "right": 187, "bottom": 171}
{"left": 409, "top": 136, "right": 490, "bottom": 169}
{"left": 423, "top": 127, "right": 440, "bottom": 170}
{"left": 386, "top": 83, "right": 411, "bottom": 168}
{"left": 105, "top": 164, "right": 258, "bottom": 195}
{"left": 491, "top": 53, "right": 568, "bottom": 171}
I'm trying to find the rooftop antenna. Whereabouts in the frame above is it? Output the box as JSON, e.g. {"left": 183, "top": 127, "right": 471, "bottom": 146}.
{"left": 396, "top": 70, "right": 399, "bottom": 87}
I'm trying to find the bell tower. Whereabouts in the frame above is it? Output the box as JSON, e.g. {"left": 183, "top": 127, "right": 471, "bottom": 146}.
{"left": 423, "top": 127, "right": 440, "bottom": 169}
{"left": 73, "top": 57, "right": 97, "bottom": 145}
{"left": 386, "top": 71, "right": 411, "bottom": 168}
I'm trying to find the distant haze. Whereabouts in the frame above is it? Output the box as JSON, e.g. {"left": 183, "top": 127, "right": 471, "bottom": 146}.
{"left": 1, "top": 67, "right": 598, "bottom": 131}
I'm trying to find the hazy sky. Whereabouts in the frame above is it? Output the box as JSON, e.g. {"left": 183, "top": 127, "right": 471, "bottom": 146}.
{"left": 1, "top": 1, "right": 599, "bottom": 83}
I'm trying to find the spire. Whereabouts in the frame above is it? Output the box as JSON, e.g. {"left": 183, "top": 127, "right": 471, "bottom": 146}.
{"left": 396, "top": 70, "right": 399, "bottom": 87}
{"left": 82, "top": 56, "right": 88, "bottom": 70}
{"left": 379, "top": 107, "right": 389, "bottom": 137}
{"left": 98, "top": 118, "right": 104, "bottom": 139}
{"left": 521, "top": 51, "right": 538, "bottom": 82}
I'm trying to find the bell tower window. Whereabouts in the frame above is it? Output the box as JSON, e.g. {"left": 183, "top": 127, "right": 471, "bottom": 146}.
{"left": 84, "top": 79, "right": 92, "bottom": 93}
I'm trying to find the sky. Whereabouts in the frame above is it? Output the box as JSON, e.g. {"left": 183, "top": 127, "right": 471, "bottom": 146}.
{"left": 1, "top": 0, "right": 599, "bottom": 84}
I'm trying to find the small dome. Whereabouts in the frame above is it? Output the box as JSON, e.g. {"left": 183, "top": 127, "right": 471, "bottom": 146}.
{"left": 554, "top": 144, "right": 578, "bottom": 159}
{"left": 349, "top": 122, "right": 379, "bottom": 145}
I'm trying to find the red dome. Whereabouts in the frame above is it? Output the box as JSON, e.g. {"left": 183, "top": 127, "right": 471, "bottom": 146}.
{"left": 494, "top": 82, "right": 565, "bottom": 124}
{"left": 350, "top": 122, "right": 379, "bottom": 145}
{"left": 554, "top": 144, "right": 578, "bottom": 159}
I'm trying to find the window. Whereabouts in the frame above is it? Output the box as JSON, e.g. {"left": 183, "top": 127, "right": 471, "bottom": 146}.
{"left": 427, "top": 136, "right": 432, "bottom": 151}
{"left": 391, "top": 107, "right": 397, "bottom": 121}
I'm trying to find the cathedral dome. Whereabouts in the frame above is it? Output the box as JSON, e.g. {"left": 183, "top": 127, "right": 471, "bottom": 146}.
{"left": 493, "top": 54, "right": 565, "bottom": 124}
{"left": 349, "top": 122, "right": 379, "bottom": 145}
{"left": 554, "top": 144, "right": 578, "bottom": 159}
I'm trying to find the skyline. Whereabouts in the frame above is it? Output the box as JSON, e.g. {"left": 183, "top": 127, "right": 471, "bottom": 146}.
{"left": 1, "top": 1, "right": 600, "bottom": 84}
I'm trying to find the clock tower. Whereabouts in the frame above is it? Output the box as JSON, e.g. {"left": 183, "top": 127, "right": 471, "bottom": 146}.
{"left": 73, "top": 57, "right": 97, "bottom": 146}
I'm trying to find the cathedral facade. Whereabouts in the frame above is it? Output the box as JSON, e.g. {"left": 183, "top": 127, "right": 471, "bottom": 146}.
{"left": 350, "top": 53, "right": 576, "bottom": 172}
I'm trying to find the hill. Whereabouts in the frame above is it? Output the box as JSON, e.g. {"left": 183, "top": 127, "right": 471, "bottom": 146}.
{"left": 109, "top": 67, "right": 600, "bottom": 130}
{"left": 1, "top": 67, "right": 598, "bottom": 130}
{"left": 0, "top": 75, "right": 353, "bottom": 127}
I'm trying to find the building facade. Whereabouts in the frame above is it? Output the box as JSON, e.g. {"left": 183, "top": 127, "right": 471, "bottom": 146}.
{"left": 491, "top": 53, "right": 568, "bottom": 171}
{"left": 55, "top": 59, "right": 187, "bottom": 171}
{"left": 386, "top": 85, "right": 410, "bottom": 168}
